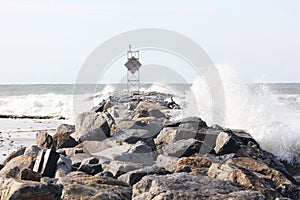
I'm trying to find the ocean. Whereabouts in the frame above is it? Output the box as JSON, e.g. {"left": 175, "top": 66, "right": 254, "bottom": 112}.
{"left": 0, "top": 83, "right": 299, "bottom": 164}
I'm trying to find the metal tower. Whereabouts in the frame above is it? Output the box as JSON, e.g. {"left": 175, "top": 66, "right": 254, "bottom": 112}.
{"left": 124, "top": 45, "right": 142, "bottom": 93}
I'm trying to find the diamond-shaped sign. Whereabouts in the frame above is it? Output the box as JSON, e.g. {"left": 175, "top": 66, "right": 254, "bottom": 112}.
{"left": 125, "top": 57, "right": 142, "bottom": 73}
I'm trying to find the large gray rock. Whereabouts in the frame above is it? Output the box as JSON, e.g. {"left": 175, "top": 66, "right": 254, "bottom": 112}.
{"left": 0, "top": 177, "right": 62, "bottom": 200}
{"left": 74, "top": 111, "right": 110, "bottom": 142}
{"left": 110, "top": 129, "right": 156, "bottom": 151}
{"left": 155, "top": 154, "right": 179, "bottom": 172}
{"left": 76, "top": 140, "right": 113, "bottom": 154}
{"left": 132, "top": 173, "right": 262, "bottom": 199}
{"left": 78, "top": 157, "right": 103, "bottom": 175}
{"left": 55, "top": 155, "right": 72, "bottom": 178}
{"left": 58, "top": 172, "right": 131, "bottom": 200}
{"left": 162, "top": 138, "right": 202, "bottom": 157}
{"left": 118, "top": 165, "right": 169, "bottom": 186}
{"left": 106, "top": 160, "right": 144, "bottom": 177}
{"left": 165, "top": 116, "right": 207, "bottom": 130}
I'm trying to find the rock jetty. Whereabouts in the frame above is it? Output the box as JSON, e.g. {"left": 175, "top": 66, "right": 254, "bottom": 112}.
{"left": 0, "top": 91, "right": 299, "bottom": 199}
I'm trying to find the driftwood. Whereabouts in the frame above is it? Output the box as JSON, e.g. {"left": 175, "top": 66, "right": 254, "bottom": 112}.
{"left": 0, "top": 114, "right": 66, "bottom": 120}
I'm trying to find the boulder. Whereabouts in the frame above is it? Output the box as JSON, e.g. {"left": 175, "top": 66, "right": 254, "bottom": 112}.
{"left": 24, "top": 145, "right": 40, "bottom": 159}
{"left": 111, "top": 129, "right": 156, "bottom": 151}
{"left": 226, "top": 157, "right": 293, "bottom": 187}
{"left": 128, "top": 121, "right": 163, "bottom": 139}
{"left": 33, "top": 149, "right": 59, "bottom": 178}
{"left": 0, "top": 177, "right": 62, "bottom": 200}
{"left": 175, "top": 156, "right": 212, "bottom": 174}
{"left": 78, "top": 157, "right": 102, "bottom": 175}
{"left": 36, "top": 131, "right": 55, "bottom": 149}
{"left": 74, "top": 111, "right": 110, "bottom": 142}
{"left": 76, "top": 140, "right": 112, "bottom": 154}
{"left": 106, "top": 160, "right": 144, "bottom": 177}
{"left": 55, "top": 155, "right": 72, "bottom": 178}
{"left": 56, "top": 124, "right": 75, "bottom": 135}
{"left": 155, "top": 154, "right": 179, "bottom": 172}
{"left": 20, "top": 168, "right": 41, "bottom": 181}
{"left": 214, "top": 131, "right": 241, "bottom": 155}
{"left": 118, "top": 166, "right": 169, "bottom": 186}
{"left": 57, "top": 172, "right": 131, "bottom": 200}
{"left": 162, "top": 138, "right": 202, "bottom": 157}
{"left": 148, "top": 108, "right": 166, "bottom": 118}
{"left": 52, "top": 133, "right": 78, "bottom": 149}
{"left": 132, "top": 173, "right": 253, "bottom": 199}
{"left": 2, "top": 146, "right": 26, "bottom": 165}
{"left": 208, "top": 162, "right": 279, "bottom": 198}
{"left": 165, "top": 116, "right": 207, "bottom": 130}
{"left": 0, "top": 155, "right": 34, "bottom": 179}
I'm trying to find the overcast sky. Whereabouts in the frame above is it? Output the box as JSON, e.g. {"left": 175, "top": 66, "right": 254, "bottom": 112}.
{"left": 0, "top": 0, "right": 299, "bottom": 84}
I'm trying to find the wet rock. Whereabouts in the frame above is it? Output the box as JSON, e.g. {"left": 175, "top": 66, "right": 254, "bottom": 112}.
{"left": 0, "top": 177, "right": 63, "bottom": 200}
{"left": 56, "top": 124, "right": 75, "bottom": 135}
{"left": 0, "top": 155, "right": 34, "bottom": 179}
{"left": 162, "top": 138, "right": 202, "bottom": 157}
{"left": 58, "top": 172, "right": 131, "bottom": 200}
{"left": 132, "top": 173, "right": 246, "bottom": 199}
{"left": 155, "top": 154, "right": 179, "bottom": 172}
{"left": 118, "top": 165, "right": 169, "bottom": 186}
{"left": 78, "top": 157, "right": 102, "bottom": 175}
{"left": 3, "top": 146, "right": 26, "bottom": 165}
{"left": 36, "top": 131, "right": 55, "bottom": 149}
{"left": 214, "top": 131, "right": 241, "bottom": 155}
{"left": 276, "top": 184, "right": 300, "bottom": 199}
{"left": 74, "top": 111, "right": 110, "bottom": 142}
{"left": 53, "top": 132, "right": 78, "bottom": 149}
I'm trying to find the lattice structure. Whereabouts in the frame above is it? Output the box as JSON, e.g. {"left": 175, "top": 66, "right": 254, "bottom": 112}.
{"left": 124, "top": 45, "right": 142, "bottom": 93}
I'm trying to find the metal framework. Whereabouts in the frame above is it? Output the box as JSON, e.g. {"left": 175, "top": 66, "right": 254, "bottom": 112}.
{"left": 124, "top": 45, "right": 142, "bottom": 93}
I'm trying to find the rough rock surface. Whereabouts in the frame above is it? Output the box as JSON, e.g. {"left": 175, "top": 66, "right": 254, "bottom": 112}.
{"left": 132, "top": 173, "right": 262, "bottom": 199}
{"left": 1, "top": 91, "right": 299, "bottom": 199}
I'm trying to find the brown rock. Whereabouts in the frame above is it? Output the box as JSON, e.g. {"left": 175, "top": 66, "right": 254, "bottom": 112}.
{"left": 36, "top": 132, "right": 55, "bottom": 149}
{"left": 208, "top": 162, "right": 279, "bottom": 198}
{"left": 58, "top": 172, "right": 131, "bottom": 200}
{"left": 0, "top": 155, "right": 34, "bottom": 179}
{"left": 175, "top": 156, "right": 212, "bottom": 175}
{"left": 0, "top": 177, "right": 62, "bottom": 200}
{"left": 226, "top": 157, "right": 292, "bottom": 187}
{"left": 53, "top": 133, "right": 78, "bottom": 149}
{"left": 20, "top": 168, "right": 41, "bottom": 181}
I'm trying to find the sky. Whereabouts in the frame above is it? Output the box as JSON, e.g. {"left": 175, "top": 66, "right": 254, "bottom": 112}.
{"left": 0, "top": 0, "right": 299, "bottom": 84}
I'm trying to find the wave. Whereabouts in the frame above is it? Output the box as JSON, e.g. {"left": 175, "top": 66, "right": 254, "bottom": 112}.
{"left": 184, "top": 65, "right": 300, "bottom": 164}
{"left": 0, "top": 93, "right": 73, "bottom": 119}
